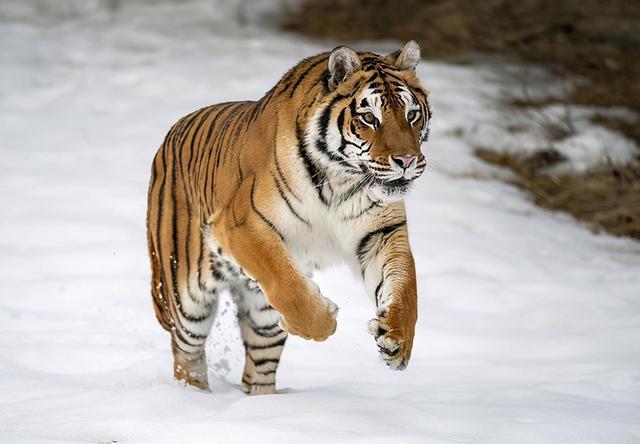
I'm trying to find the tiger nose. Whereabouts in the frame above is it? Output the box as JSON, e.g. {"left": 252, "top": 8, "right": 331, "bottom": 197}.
{"left": 390, "top": 155, "right": 417, "bottom": 169}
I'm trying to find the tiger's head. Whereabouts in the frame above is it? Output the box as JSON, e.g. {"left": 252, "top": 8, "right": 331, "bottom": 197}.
{"left": 307, "top": 41, "right": 431, "bottom": 202}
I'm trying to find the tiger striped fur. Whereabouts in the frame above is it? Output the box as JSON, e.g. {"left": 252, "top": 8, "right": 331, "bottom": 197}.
{"left": 147, "top": 41, "right": 431, "bottom": 395}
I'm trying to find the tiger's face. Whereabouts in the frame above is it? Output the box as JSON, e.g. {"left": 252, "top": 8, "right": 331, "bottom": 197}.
{"left": 323, "top": 41, "right": 431, "bottom": 202}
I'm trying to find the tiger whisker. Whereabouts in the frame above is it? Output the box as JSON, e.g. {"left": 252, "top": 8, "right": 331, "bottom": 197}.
{"left": 334, "top": 173, "right": 375, "bottom": 206}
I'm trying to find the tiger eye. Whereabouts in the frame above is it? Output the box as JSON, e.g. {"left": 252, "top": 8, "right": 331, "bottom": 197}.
{"left": 407, "top": 109, "right": 419, "bottom": 122}
{"left": 363, "top": 112, "right": 376, "bottom": 125}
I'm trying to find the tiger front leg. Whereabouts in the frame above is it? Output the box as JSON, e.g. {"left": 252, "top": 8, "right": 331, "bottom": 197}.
{"left": 358, "top": 221, "right": 418, "bottom": 370}
{"left": 230, "top": 235, "right": 337, "bottom": 342}
{"left": 211, "top": 183, "right": 338, "bottom": 342}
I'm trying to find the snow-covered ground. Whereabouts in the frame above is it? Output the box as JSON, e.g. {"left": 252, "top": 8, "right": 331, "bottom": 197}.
{"left": 1, "top": 2, "right": 639, "bottom": 443}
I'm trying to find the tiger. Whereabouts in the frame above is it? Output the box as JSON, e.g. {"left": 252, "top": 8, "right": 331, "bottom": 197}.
{"left": 146, "top": 40, "right": 431, "bottom": 395}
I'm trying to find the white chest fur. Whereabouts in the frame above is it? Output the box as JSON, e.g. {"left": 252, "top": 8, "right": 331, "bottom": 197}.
{"left": 276, "top": 181, "right": 382, "bottom": 277}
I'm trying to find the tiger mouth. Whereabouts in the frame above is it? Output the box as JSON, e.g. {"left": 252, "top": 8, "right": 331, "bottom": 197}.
{"left": 377, "top": 177, "right": 412, "bottom": 189}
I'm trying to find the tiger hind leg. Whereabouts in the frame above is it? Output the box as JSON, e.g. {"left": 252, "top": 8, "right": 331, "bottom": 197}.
{"left": 232, "top": 282, "right": 288, "bottom": 395}
{"left": 170, "top": 296, "right": 218, "bottom": 391}
{"left": 148, "top": 234, "right": 217, "bottom": 390}
{"left": 162, "top": 239, "right": 223, "bottom": 391}
{"left": 170, "top": 237, "right": 239, "bottom": 390}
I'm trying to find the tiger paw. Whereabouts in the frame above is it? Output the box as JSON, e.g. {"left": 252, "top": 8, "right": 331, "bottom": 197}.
{"left": 278, "top": 284, "right": 338, "bottom": 341}
{"left": 173, "top": 355, "right": 210, "bottom": 390}
{"left": 367, "top": 306, "right": 414, "bottom": 370}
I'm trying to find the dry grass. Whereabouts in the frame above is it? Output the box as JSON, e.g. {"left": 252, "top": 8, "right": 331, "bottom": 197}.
{"left": 282, "top": 0, "right": 640, "bottom": 113}
{"left": 591, "top": 114, "right": 640, "bottom": 147}
{"left": 475, "top": 148, "right": 640, "bottom": 240}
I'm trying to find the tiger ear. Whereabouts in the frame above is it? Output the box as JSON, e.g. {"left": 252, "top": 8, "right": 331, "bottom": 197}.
{"left": 328, "top": 46, "right": 361, "bottom": 91}
{"left": 388, "top": 40, "right": 421, "bottom": 71}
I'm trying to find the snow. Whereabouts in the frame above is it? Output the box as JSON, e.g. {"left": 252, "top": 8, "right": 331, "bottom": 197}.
{"left": 463, "top": 99, "right": 639, "bottom": 173}
{"left": 1, "top": 1, "right": 640, "bottom": 443}
{"left": 456, "top": 63, "right": 640, "bottom": 173}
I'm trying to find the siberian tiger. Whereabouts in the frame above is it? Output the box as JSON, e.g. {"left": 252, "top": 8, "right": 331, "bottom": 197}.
{"left": 147, "top": 41, "right": 431, "bottom": 395}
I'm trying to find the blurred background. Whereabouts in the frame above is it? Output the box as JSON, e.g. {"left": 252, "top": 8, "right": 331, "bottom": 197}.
{"left": 1, "top": 1, "right": 639, "bottom": 443}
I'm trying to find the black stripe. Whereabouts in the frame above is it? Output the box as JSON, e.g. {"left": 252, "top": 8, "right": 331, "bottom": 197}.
{"left": 296, "top": 122, "right": 328, "bottom": 205}
{"left": 250, "top": 327, "right": 285, "bottom": 338}
{"left": 341, "top": 199, "right": 381, "bottom": 221}
{"left": 365, "top": 71, "right": 380, "bottom": 83}
{"left": 246, "top": 337, "right": 287, "bottom": 350}
{"left": 173, "top": 338, "right": 203, "bottom": 356}
{"left": 337, "top": 106, "right": 346, "bottom": 133}
{"left": 188, "top": 106, "right": 217, "bottom": 177}
{"left": 257, "top": 84, "right": 278, "bottom": 115}
{"left": 169, "top": 250, "right": 211, "bottom": 323}
{"left": 237, "top": 158, "right": 244, "bottom": 183}
{"left": 167, "top": 112, "right": 213, "bottom": 325}
{"left": 176, "top": 112, "right": 206, "bottom": 307}
{"left": 379, "top": 344, "right": 400, "bottom": 357}
{"left": 165, "top": 121, "right": 200, "bottom": 309}
{"left": 234, "top": 106, "right": 251, "bottom": 140}
{"left": 172, "top": 324, "right": 203, "bottom": 348}
{"left": 316, "top": 94, "right": 351, "bottom": 160}
{"left": 288, "top": 57, "right": 328, "bottom": 98}
{"left": 179, "top": 324, "right": 208, "bottom": 340}
{"left": 335, "top": 174, "right": 374, "bottom": 206}
{"left": 250, "top": 177, "right": 285, "bottom": 241}
{"left": 379, "top": 69, "right": 406, "bottom": 85}
{"left": 249, "top": 319, "right": 280, "bottom": 332}
{"left": 209, "top": 102, "right": 246, "bottom": 187}
{"left": 274, "top": 151, "right": 300, "bottom": 201}
{"left": 169, "top": 125, "right": 181, "bottom": 319}
{"left": 197, "top": 226, "right": 209, "bottom": 293}
{"left": 249, "top": 321, "right": 285, "bottom": 338}
{"left": 336, "top": 107, "right": 348, "bottom": 156}
{"left": 153, "top": 143, "right": 167, "bottom": 286}
{"left": 374, "top": 279, "right": 383, "bottom": 308}
{"left": 356, "top": 220, "right": 407, "bottom": 265}
{"left": 273, "top": 173, "right": 311, "bottom": 226}
{"left": 198, "top": 102, "right": 237, "bottom": 192}
{"left": 210, "top": 263, "right": 225, "bottom": 282}
{"left": 246, "top": 101, "right": 263, "bottom": 126}
{"left": 252, "top": 358, "right": 280, "bottom": 367}
{"left": 188, "top": 118, "right": 218, "bottom": 290}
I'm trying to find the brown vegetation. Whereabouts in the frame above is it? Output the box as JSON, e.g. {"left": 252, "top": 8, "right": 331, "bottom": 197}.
{"left": 476, "top": 148, "right": 640, "bottom": 239}
{"left": 282, "top": 0, "right": 640, "bottom": 113}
